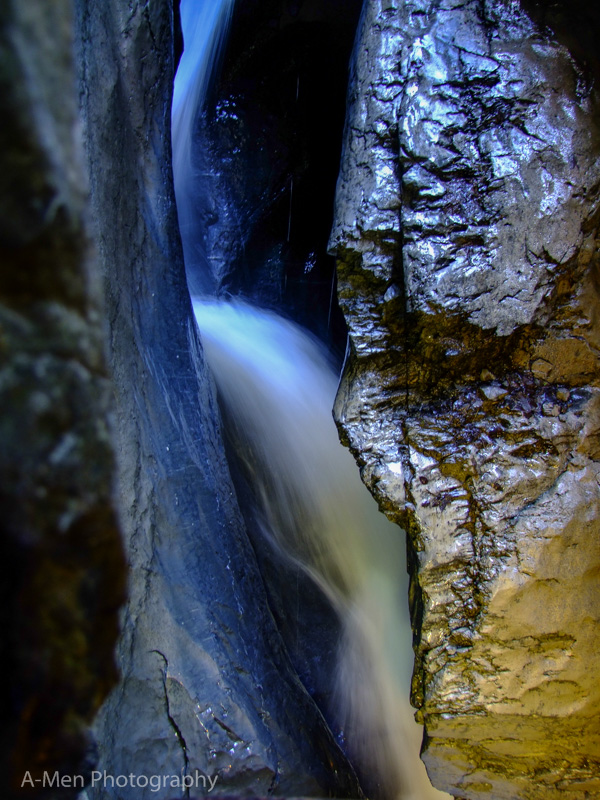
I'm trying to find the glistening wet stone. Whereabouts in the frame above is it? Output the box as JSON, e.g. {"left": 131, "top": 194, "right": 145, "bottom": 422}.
{"left": 330, "top": 1, "right": 600, "bottom": 798}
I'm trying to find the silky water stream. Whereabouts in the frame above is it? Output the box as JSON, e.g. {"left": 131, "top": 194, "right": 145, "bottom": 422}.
{"left": 173, "top": 2, "right": 448, "bottom": 798}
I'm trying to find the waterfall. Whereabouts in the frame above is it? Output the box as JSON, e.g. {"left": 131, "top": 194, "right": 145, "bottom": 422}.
{"left": 192, "top": 299, "right": 451, "bottom": 800}
{"left": 173, "top": 2, "right": 449, "bottom": 798}
{"left": 172, "top": 0, "right": 235, "bottom": 293}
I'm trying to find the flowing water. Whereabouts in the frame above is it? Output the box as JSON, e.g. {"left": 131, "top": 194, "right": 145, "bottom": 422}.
{"left": 172, "top": 0, "right": 235, "bottom": 292}
{"left": 173, "top": 2, "right": 449, "bottom": 798}
{"left": 192, "top": 298, "right": 449, "bottom": 800}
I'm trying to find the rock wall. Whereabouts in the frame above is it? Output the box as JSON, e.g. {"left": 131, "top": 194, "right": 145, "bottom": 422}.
{"left": 74, "top": 1, "right": 360, "bottom": 798}
{"left": 330, "top": 1, "right": 600, "bottom": 798}
{"left": 0, "top": 2, "right": 126, "bottom": 796}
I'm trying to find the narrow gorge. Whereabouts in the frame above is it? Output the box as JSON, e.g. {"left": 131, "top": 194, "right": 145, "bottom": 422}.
{"left": 2, "top": 2, "right": 599, "bottom": 800}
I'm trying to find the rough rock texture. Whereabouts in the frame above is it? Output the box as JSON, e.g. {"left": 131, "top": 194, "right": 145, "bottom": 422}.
{"left": 0, "top": 2, "right": 126, "bottom": 797}
{"left": 330, "top": 1, "right": 600, "bottom": 798}
{"left": 74, "top": 1, "right": 360, "bottom": 798}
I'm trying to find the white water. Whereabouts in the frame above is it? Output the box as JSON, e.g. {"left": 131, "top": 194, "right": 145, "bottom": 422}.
{"left": 173, "top": 1, "right": 449, "bottom": 797}
{"left": 192, "top": 300, "right": 447, "bottom": 800}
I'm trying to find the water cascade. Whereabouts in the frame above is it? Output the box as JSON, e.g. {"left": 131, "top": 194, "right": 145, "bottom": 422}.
{"left": 173, "top": 2, "right": 449, "bottom": 798}
{"left": 172, "top": 0, "right": 236, "bottom": 294}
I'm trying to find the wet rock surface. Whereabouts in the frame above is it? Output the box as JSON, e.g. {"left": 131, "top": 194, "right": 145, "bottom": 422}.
{"left": 330, "top": 1, "right": 600, "bottom": 797}
{"left": 74, "top": 1, "right": 361, "bottom": 798}
{"left": 0, "top": 1, "right": 126, "bottom": 796}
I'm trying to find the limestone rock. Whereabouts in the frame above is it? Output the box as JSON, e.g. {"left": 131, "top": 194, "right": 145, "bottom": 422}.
{"left": 331, "top": 1, "right": 600, "bottom": 797}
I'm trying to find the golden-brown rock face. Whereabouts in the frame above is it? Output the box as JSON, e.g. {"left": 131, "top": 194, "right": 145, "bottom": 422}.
{"left": 330, "top": 1, "right": 600, "bottom": 797}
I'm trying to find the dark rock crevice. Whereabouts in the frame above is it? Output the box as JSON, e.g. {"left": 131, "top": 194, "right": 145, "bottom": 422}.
{"left": 187, "top": 0, "right": 363, "bottom": 358}
{"left": 152, "top": 650, "right": 190, "bottom": 788}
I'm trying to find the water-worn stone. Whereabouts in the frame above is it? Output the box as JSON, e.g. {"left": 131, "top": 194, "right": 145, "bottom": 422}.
{"left": 0, "top": 2, "right": 126, "bottom": 796}
{"left": 74, "top": 2, "right": 361, "bottom": 798}
{"left": 330, "top": 1, "right": 600, "bottom": 797}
